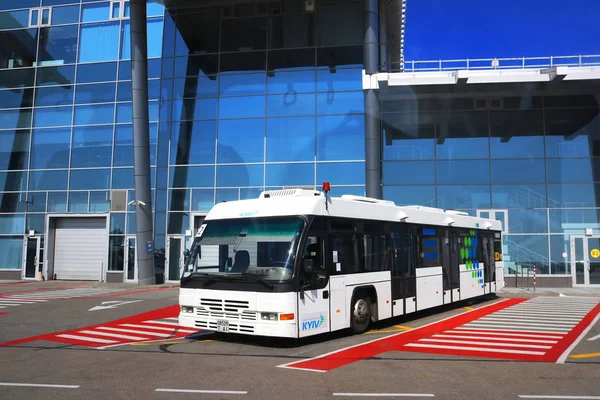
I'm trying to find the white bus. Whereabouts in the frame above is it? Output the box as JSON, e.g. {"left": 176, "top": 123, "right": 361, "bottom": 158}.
{"left": 178, "top": 187, "right": 504, "bottom": 338}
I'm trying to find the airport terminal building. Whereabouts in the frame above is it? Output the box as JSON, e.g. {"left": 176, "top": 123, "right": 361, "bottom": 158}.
{"left": 0, "top": 0, "right": 599, "bottom": 287}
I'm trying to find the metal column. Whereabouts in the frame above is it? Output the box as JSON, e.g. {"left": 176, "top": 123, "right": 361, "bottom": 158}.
{"left": 364, "top": 0, "right": 382, "bottom": 199}
{"left": 130, "top": 0, "right": 155, "bottom": 285}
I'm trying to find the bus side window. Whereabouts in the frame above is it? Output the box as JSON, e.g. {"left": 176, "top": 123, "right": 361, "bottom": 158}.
{"left": 329, "top": 233, "right": 360, "bottom": 275}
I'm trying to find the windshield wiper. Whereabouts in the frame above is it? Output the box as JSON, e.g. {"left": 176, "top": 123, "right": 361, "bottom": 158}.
{"left": 242, "top": 273, "right": 274, "bottom": 290}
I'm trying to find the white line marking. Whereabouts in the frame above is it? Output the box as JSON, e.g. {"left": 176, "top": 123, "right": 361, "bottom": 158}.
{"left": 508, "top": 306, "right": 594, "bottom": 311}
{"left": 0, "top": 382, "right": 79, "bottom": 389}
{"left": 588, "top": 334, "right": 600, "bottom": 341}
{"left": 490, "top": 314, "right": 584, "bottom": 321}
{"left": 455, "top": 327, "right": 568, "bottom": 335}
{"left": 120, "top": 323, "right": 196, "bottom": 333}
{"left": 518, "top": 395, "right": 600, "bottom": 399}
{"left": 418, "top": 338, "right": 551, "bottom": 349}
{"left": 55, "top": 334, "right": 117, "bottom": 344}
{"left": 463, "top": 324, "right": 571, "bottom": 332}
{"left": 155, "top": 388, "right": 247, "bottom": 394}
{"left": 446, "top": 330, "right": 563, "bottom": 339}
{"left": 97, "top": 327, "right": 170, "bottom": 337}
{"left": 479, "top": 318, "right": 577, "bottom": 326}
{"left": 276, "top": 364, "right": 327, "bottom": 373}
{"left": 0, "top": 298, "right": 47, "bottom": 303}
{"left": 556, "top": 311, "right": 600, "bottom": 364}
{"left": 495, "top": 311, "right": 589, "bottom": 317}
{"left": 333, "top": 393, "right": 434, "bottom": 397}
{"left": 432, "top": 334, "right": 558, "bottom": 344}
{"left": 0, "top": 303, "right": 23, "bottom": 307}
{"left": 163, "top": 318, "right": 179, "bottom": 321}
{"left": 276, "top": 298, "right": 512, "bottom": 371}
{"left": 404, "top": 343, "right": 545, "bottom": 355}
{"left": 145, "top": 320, "right": 181, "bottom": 326}
{"left": 78, "top": 330, "right": 148, "bottom": 341}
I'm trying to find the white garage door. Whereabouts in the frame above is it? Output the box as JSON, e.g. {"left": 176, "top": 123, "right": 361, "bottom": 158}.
{"left": 54, "top": 218, "right": 107, "bottom": 280}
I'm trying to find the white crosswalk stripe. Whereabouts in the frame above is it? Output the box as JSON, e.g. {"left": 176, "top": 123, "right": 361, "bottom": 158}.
{"left": 3, "top": 288, "right": 125, "bottom": 300}
{"left": 0, "top": 298, "right": 47, "bottom": 309}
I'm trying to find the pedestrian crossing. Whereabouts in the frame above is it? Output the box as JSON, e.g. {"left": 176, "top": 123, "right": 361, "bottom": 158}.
{"left": 0, "top": 298, "right": 48, "bottom": 310}
{"left": 2, "top": 288, "right": 126, "bottom": 300}
{"left": 401, "top": 296, "right": 600, "bottom": 361}
{"left": 48, "top": 317, "right": 197, "bottom": 348}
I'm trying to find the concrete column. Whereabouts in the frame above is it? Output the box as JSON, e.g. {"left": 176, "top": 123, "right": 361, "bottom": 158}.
{"left": 130, "top": 0, "right": 155, "bottom": 285}
{"left": 364, "top": 0, "right": 382, "bottom": 199}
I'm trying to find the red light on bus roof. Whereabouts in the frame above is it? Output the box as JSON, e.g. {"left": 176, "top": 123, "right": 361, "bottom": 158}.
{"left": 322, "top": 181, "right": 331, "bottom": 192}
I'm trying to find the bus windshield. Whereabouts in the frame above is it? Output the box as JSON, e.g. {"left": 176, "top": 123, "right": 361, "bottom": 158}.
{"left": 184, "top": 217, "right": 305, "bottom": 283}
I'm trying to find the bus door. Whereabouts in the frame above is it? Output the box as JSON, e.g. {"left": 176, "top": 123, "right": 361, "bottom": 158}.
{"left": 297, "top": 235, "right": 330, "bottom": 338}
{"left": 440, "top": 229, "right": 452, "bottom": 304}
{"left": 449, "top": 229, "right": 460, "bottom": 301}
{"left": 482, "top": 233, "right": 495, "bottom": 293}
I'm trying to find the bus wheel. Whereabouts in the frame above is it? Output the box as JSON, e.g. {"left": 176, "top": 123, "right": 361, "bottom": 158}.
{"left": 350, "top": 295, "right": 371, "bottom": 334}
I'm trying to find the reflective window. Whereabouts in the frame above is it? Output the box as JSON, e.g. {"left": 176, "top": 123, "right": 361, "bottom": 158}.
{"left": 47, "top": 191, "right": 67, "bottom": 212}
{"left": 147, "top": 1, "right": 164, "bottom": 17}
{"left": 436, "top": 160, "right": 490, "bottom": 185}
{"left": 172, "top": 98, "right": 217, "bottom": 120}
{"left": 51, "top": 5, "right": 80, "bottom": 25}
{"left": 491, "top": 159, "right": 546, "bottom": 184}
{"left": 28, "top": 192, "right": 47, "bottom": 213}
{"left": 490, "top": 110, "right": 544, "bottom": 158}
{"left": 266, "top": 117, "right": 315, "bottom": 162}
{"left": 70, "top": 169, "right": 110, "bottom": 190}
{"left": 217, "top": 119, "right": 264, "bottom": 163}
{"left": 167, "top": 212, "right": 189, "bottom": 235}
{"left": 0, "top": 215, "right": 24, "bottom": 235}
{"left": 0, "top": 29, "right": 38, "bottom": 69}
{"left": 117, "top": 80, "right": 160, "bottom": 101}
{"left": 68, "top": 191, "right": 89, "bottom": 212}
{"left": 33, "top": 106, "right": 72, "bottom": 127}
{"left": 71, "top": 125, "right": 113, "bottom": 168}
{"left": 221, "top": 17, "right": 267, "bottom": 52}
{"left": 317, "top": 2, "right": 363, "bottom": 46}
{"left": 81, "top": 2, "right": 110, "bottom": 22}
{"left": 549, "top": 209, "right": 600, "bottom": 234}
{"left": 79, "top": 22, "right": 120, "bottom": 63}
{"left": 269, "top": 13, "right": 315, "bottom": 49}
{"left": 37, "top": 65, "right": 75, "bottom": 86}
{"left": 220, "top": 74, "right": 266, "bottom": 96}
{"left": 168, "top": 189, "right": 190, "bottom": 212}
{"left": 382, "top": 113, "right": 436, "bottom": 160}
{"left": 437, "top": 185, "right": 491, "bottom": 210}
{"left": 216, "top": 188, "right": 238, "bottom": 203}
{"left": 220, "top": 52, "right": 266, "bottom": 74}
{"left": 0, "top": 10, "right": 29, "bottom": 29}
{"left": 491, "top": 184, "right": 547, "bottom": 208}
{"left": 435, "top": 112, "right": 489, "bottom": 159}
{"left": 34, "top": 85, "right": 74, "bottom": 107}
{"left": 546, "top": 158, "right": 599, "bottom": 183}
{"left": 112, "top": 168, "right": 133, "bottom": 189}
{"left": 267, "top": 71, "right": 315, "bottom": 94}
{"left": 0, "top": 130, "right": 30, "bottom": 171}
{"left": 0, "top": 193, "right": 26, "bottom": 213}
{"left": 173, "top": 11, "right": 220, "bottom": 56}
{"left": 29, "top": 170, "right": 68, "bottom": 190}
{"left": 266, "top": 163, "right": 314, "bottom": 187}
{"left": 89, "top": 191, "right": 109, "bottom": 212}
{"left": 505, "top": 235, "right": 549, "bottom": 274}
{"left": 267, "top": 93, "right": 315, "bottom": 117}
{"left": 0, "top": 0, "right": 40, "bottom": 10}
{"left": 26, "top": 214, "right": 45, "bottom": 235}
{"left": 169, "top": 166, "right": 214, "bottom": 188}
{"left": 550, "top": 235, "right": 571, "bottom": 275}
{"left": 316, "top": 91, "right": 363, "bottom": 115}
{"left": 317, "top": 69, "right": 362, "bottom": 92}
{"left": 126, "top": 213, "right": 136, "bottom": 234}
{"left": 217, "top": 165, "right": 264, "bottom": 187}
{"left": 191, "top": 189, "right": 214, "bottom": 211}
{"left": 110, "top": 213, "right": 125, "bottom": 234}
{"left": 545, "top": 109, "right": 600, "bottom": 158}
{"left": 119, "top": 19, "right": 164, "bottom": 60}
{"left": 116, "top": 103, "right": 132, "bottom": 123}
{"left": 172, "top": 76, "right": 219, "bottom": 99}
{"left": 76, "top": 62, "right": 117, "bottom": 83}
{"left": 267, "top": 49, "right": 315, "bottom": 72}
{"left": 0, "top": 109, "right": 32, "bottom": 130}
{"left": 383, "top": 161, "right": 435, "bottom": 185}
{"left": 218, "top": 96, "right": 265, "bottom": 119}
{"left": 74, "top": 103, "right": 115, "bottom": 125}
{"left": 170, "top": 120, "right": 216, "bottom": 165}
{"left": 113, "top": 125, "right": 133, "bottom": 166}
{"left": 75, "top": 83, "right": 116, "bottom": 104}
{"left": 508, "top": 209, "right": 548, "bottom": 234}
{"left": 0, "top": 171, "right": 26, "bottom": 191}
{"left": 173, "top": 54, "right": 219, "bottom": 78}
{"left": 317, "top": 115, "right": 364, "bottom": 161}
{"left": 38, "top": 25, "right": 78, "bottom": 65}
{"left": 240, "top": 187, "right": 263, "bottom": 200}
{"left": 317, "top": 162, "right": 364, "bottom": 186}
{"left": 547, "top": 183, "right": 600, "bottom": 208}
{"left": 0, "top": 237, "right": 23, "bottom": 269}
{"left": 0, "top": 88, "right": 33, "bottom": 109}
{"left": 383, "top": 185, "right": 437, "bottom": 207}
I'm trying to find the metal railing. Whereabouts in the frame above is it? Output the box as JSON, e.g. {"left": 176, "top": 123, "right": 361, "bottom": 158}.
{"left": 395, "top": 54, "right": 600, "bottom": 73}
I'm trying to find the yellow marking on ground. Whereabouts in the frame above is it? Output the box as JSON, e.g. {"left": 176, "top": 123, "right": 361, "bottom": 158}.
{"left": 463, "top": 306, "right": 475, "bottom": 311}
{"left": 365, "top": 325, "right": 412, "bottom": 334}
{"left": 394, "top": 325, "right": 413, "bottom": 330}
{"left": 569, "top": 352, "right": 600, "bottom": 359}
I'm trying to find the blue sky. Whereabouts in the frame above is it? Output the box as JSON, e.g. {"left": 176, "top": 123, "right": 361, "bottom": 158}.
{"left": 404, "top": 0, "right": 600, "bottom": 61}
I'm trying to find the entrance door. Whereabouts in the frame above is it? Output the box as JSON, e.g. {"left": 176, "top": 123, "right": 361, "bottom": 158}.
{"left": 571, "top": 236, "right": 600, "bottom": 286}
{"left": 166, "top": 235, "right": 185, "bottom": 282}
{"left": 124, "top": 236, "right": 137, "bottom": 282}
{"left": 23, "top": 236, "right": 41, "bottom": 279}
{"left": 298, "top": 235, "right": 330, "bottom": 338}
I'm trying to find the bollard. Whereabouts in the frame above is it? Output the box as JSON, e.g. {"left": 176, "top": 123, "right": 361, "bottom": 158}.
{"left": 533, "top": 265, "right": 536, "bottom": 292}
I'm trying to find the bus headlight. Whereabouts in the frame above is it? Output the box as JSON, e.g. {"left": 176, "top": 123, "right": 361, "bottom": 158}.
{"left": 261, "top": 313, "right": 277, "bottom": 321}
{"left": 181, "top": 306, "right": 194, "bottom": 313}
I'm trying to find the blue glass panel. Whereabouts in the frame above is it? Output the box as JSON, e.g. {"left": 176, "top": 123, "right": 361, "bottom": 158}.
{"left": 547, "top": 183, "right": 600, "bottom": 208}
{"left": 0, "top": 215, "right": 24, "bottom": 235}
{"left": 76, "top": 62, "right": 117, "bottom": 83}
{"left": 220, "top": 74, "right": 266, "bottom": 96}
{"left": 0, "top": 10, "right": 29, "bottom": 29}
{"left": 26, "top": 214, "right": 45, "bottom": 234}
{"left": 70, "top": 169, "right": 110, "bottom": 190}
{"left": 492, "top": 184, "right": 547, "bottom": 208}
{"left": 316, "top": 115, "right": 364, "bottom": 161}
{"left": 126, "top": 213, "right": 136, "bottom": 234}
{"left": 240, "top": 187, "right": 263, "bottom": 200}
{"left": 217, "top": 119, "right": 264, "bottom": 163}
{"left": 437, "top": 185, "right": 491, "bottom": 209}
{"left": 147, "top": 18, "right": 163, "bottom": 58}
{"left": 149, "top": 101, "right": 158, "bottom": 121}
{"left": 112, "top": 168, "right": 133, "bottom": 189}
{"left": 170, "top": 120, "right": 216, "bottom": 165}
{"left": 216, "top": 189, "right": 238, "bottom": 203}
{"left": 267, "top": 93, "right": 315, "bottom": 117}
{"left": 68, "top": 191, "right": 89, "bottom": 212}
{"left": 148, "top": 59, "right": 161, "bottom": 79}
{"left": 0, "top": 109, "right": 32, "bottom": 130}
{"left": 120, "top": 21, "right": 131, "bottom": 60}
{"left": 74, "top": 104, "right": 115, "bottom": 125}
{"left": 51, "top": 5, "right": 79, "bottom": 25}
{"left": 490, "top": 136, "right": 545, "bottom": 159}
{"left": 317, "top": 69, "right": 362, "bottom": 92}
{"left": 37, "top": 65, "right": 75, "bottom": 86}
{"left": 168, "top": 189, "right": 190, "bottom": 211}
{"left": 324, "top": 186, "right": 364, "bottom": 197}
{"left": 0, "top": 0, "right": 39, "bottom": 11}
{"left": 0, "top": 237, "right": 23, "bottom": 269}
{"left": 383, "top": 161, "right": 435, "bottom": 185}
{"left": 172, "top": 77, "right": 218, "bottom": 99}
{"left": 492, "top": 159, "right": 546, "bottom": 184}
{"left": 436, "top": 160, "right": 490, "bottom": 185}
{"left": 266, "top": 163, "right": 314, "bottom": 187}
{"left": 550, "top": 209, "right": 600, "bottom": 234}
{"left": 382, "top": 113, "right": 436, "bottom": 161}
{"left": 38, "top": 25, "right": 78, "bottom": 65}
{"left": 147, "top": 1, "right": 164, "bottom": 17}
{"left": 545, "top": 109, "right": 600, "bottom": 158}
{"left": 43, "top": 0, "right": 80, "bottom": 5}
{"left": 113, "top": 124, "right": 132, "bottom": 166}
{"left": 47, "top": 191, "right": 67, "bottom": 212}
{"left": 30, "top": 128, "right": 70, "bottom": 169}
{"left": 316, "top": 91, "right": 363, "bottom": 115}
{"left": 33, "top": 106, "right": 72, "bottom": 128}
{"left": 219, "top": 96, "right": 265, "bottom": 119}
{"left": 27, "top": 192, "right": 46, "bottom": 213}
{"left": 116, "top": 81, "right": 132, "bottom": 102}
{"left": 546, "top": 158, "right": 599, "bottom": 183}
{"left": 505, "top": 235, "right": 549, "bottom": 273}
{"left": 148, "top": 80, "right": 161, "bottom": 100}
{"left": 75, "top": 82, "right": 116, "bottom": 104}
{"left": 71, "top": 125, "right": 113, "bottom": 168}
{"left": 0, "top": 171, "right": 26, "bottom": 192}
{"left": 79, "top": 21, "right": 120, "bottom": 63}
{"left": 34, "top": 85, "right": 74, "bottom": 107}
{"left": 317, "top": 162, "right": 364, "bottom": 185}
{"left": 110, "top": 213, "right": 125, "bottom": 234}
{"left": 191, "top": 189, "right": 215, "bottom": 211}
{"left": 116, "top": 103, "right": 132, "bottom": 123}
{"left": 29, "top": 170, "right": 68, "bottom": 190}
{"left": 436, "top": 138, "right": 489, "bottom": 160}
{"left": 508, "top": 209, "right": 548, "bottom": 234}
{"left": 169, "top": 166, "right": 215, "bottom": 188}
{"left": 266, "top": 117, "right": 315, "bottom": 162}
{"left": 81, "top": 2, "right": 110, "bottom": 22}
{"left": 217, "top": 165, "right": 264, "bottom": 188}
{"left": 490, "top": 110, "right": 544, "bottom": 158}
{"left": 267, "top": 70, "right": 316, "bottom": 94}
{"left": 0, "top": 130, "right": 29, "bottom": 171}
{"left": 172, "top": 98, "right": 217, "bottom": 120}
{"left": 549, "top": 234, "right": 571, "bottom": 275}
{"left": 89, "top": 191, "right": 109, "bottom": 212}
{"left": 383, "top": 185, "right": 437, "bottom": 207}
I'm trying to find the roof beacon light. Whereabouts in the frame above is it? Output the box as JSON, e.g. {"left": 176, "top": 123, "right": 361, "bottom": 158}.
{"left": 322, "top": 181, "right": 331, "bottom": 210}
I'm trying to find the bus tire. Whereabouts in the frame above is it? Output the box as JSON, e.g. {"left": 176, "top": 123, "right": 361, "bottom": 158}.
{"left": 350, "top": 294, "right": 371, "bottom": 334}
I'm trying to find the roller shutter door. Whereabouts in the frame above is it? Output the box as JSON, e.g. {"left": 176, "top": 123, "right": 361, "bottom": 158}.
{"left": 54, "top": 218, "right": 106, "bottom": 280}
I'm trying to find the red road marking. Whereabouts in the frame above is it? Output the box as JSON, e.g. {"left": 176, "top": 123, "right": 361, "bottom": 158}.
{"left": 0, "top": 305, "right": 197, "bottom": 348}
{"left": 0, "top": 312, "right": 7, "bottom": 316}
